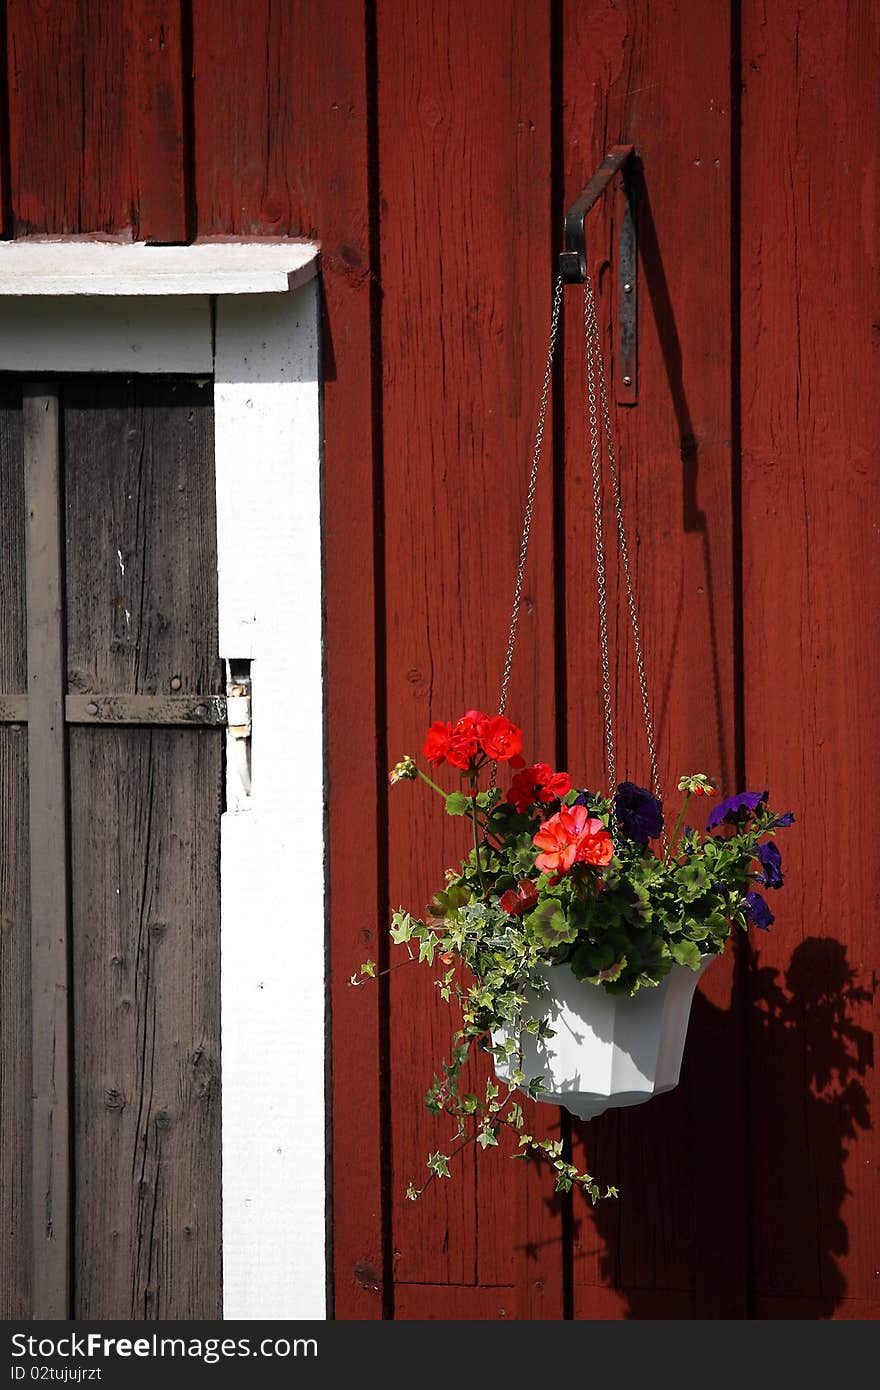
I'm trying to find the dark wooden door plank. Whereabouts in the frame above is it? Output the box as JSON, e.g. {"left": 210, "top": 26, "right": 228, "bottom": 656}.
{"left": 0, "top": 382, "right": 31, "bottom": 1318}
{"left": 63, "top": 375, "right": 223, "bottom": 1319}
{"left": 62, "top": 376, "right": 222, "bottom": 701}
{"left": 23, "top": 384, "right": 70, "bottom": 1320}
{"left": 70, "top": 726, "right": 223, "bottom": 1320}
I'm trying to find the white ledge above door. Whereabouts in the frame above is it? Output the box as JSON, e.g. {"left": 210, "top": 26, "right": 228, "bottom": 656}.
{"left": 0, "top": 238, "right": 320, "bottom": 296}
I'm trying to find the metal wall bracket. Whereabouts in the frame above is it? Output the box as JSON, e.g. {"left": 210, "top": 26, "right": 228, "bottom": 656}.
{"left": 560, "top": 143, "right": 638, "bottom": 405}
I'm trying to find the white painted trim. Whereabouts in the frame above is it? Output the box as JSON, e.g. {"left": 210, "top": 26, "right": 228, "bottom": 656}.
{"left": 0, "top": 239, "right": 319, "bottom": 296}
{"left": 0, "top": 250, "right": 326, "bottom": 1321}
{"left": 215, "top": 284, "right": 326, "bottom": 1321}
{"left": 0, "top": 297, "right": 213, "bottom": 373}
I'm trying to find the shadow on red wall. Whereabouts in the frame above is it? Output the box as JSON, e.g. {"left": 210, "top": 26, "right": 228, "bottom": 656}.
{"left": 573, "top": 937, "right": 872, "bottom": 1317}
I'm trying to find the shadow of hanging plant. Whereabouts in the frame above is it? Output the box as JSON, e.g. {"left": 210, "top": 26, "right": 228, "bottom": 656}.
{"left": 573, "top": 936, "right": 872, "bottom": 1318}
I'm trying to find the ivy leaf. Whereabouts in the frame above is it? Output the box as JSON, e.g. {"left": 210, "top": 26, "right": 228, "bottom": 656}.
{"left": 359, "top": 959, "right": 376, "bottom": 978}
{"left": 427, "top": 1151, "right": 451, "bottom": 1179}
{"left": 418, "top": 934, "right": 437, "bottom": 965}
{"left": 390, "top": 910, "right": 415, "bottom": 944}
{"left": 445, "top": 792, "right": 470, "bottom": 816}
{"left": 476, "top": 1127, "right": 499, "bottom": 1149}
{"left": 527, "top": 1076, "right": 547, "bottom": 1100}
{"left": 405, "top": 1183, "right": 419, "bottom": 1201}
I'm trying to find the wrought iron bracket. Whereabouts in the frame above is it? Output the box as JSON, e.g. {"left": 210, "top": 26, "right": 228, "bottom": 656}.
{"left": 560, "top": 143, "right": 638, "bottom": 405}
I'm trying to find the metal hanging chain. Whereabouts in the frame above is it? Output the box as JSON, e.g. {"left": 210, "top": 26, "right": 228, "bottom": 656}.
{"left": 582, "top": 271, "right": 661, "bottom": 801}
{"left": 496, "top": 273, "right": 564, "bottom": 721}
{"left": 582, "top": 279, "right": 616, "bottom": 799}
{"left": 494, "top": 269, "right": 660, "bottom": 808}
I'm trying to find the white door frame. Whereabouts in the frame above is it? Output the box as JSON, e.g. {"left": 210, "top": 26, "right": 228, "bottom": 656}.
{"left": 0, "top": 239, "right": 326, "bottom": 1321}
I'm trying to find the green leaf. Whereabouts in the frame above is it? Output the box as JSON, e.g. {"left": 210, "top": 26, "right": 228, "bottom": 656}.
{"left": 390, "top": 909, "right": 415, "bottom": 944}
{"left": 359, "top": 959, "right": 376, "bottom": 978}
{"left": 527, "top": 1075, "right": 547, "bottom": 1100}
{"left": 476, "top": 1127, "right": 499, "bottom": 1149}
{"left": 445, "top": 792, "right": 470, "bottom": 816}
{"left": 405, "top": 1183, "right": 419, "bottom": 1201}
{"left": 427, "top": 1151, "right": 451, "bottom": 1179}
{"left": 670, "top": 938, "right": 702, "bottom": 970}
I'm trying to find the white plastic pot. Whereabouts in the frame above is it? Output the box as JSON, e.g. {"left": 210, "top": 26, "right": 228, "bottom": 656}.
{"left": 493, "top": 954, "right": 714, "bottom": 1121}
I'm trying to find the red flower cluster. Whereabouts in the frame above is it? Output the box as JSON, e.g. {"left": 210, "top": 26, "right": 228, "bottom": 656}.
{"left": 498, "top": 879, "right": 539, "bottom": 917}
{"left": 422, "top": 710, "right": 523, "bottom": 771}
{"left": 533, "top": 805, "right": 614, "bottom": 874}
{"left": 506, "top": 762, "right": 571, "bottom": 814}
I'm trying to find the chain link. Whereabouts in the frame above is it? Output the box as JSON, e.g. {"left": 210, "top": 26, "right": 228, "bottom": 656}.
{"left": 497, "top": 274, "right": 564, "bottom": 720}
{"left": 495, "top": 269, "right": 660, "bottom": 813}
{"left": 582, "top": 281, "right": 616, "bottom": 799}
{"left": 583, "top": 273, "right": 661, "bottom": 801}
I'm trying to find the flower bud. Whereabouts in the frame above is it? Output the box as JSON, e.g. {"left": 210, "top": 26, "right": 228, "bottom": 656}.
{"left": 389, "top": 755, "right": 417, "bottom": 785}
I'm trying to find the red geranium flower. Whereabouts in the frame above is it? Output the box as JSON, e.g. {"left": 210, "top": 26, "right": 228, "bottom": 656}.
{"left": 480, "top": 715, "right": 523, "bottom": 763}
{"left": 499, "top": 879, "right": 540, "bottom": 916}
{"left": 533, "top": 805, "right": 613, "bottom": 874}
{"left": 423, "top": 720, "right": 453, "bottom": 766}
{"left": 445, "top": 708, "right": 487, "bottom": 769}
{"left": 506, "top": 762, "right": 572, "bottom": 814}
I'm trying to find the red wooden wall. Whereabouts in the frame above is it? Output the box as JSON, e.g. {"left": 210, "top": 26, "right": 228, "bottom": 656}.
{"left": 0, "top": 0, "right": 876, "bottom": 1320}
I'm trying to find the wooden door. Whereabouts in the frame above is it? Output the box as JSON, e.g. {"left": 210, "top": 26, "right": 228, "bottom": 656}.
{"left": 0, "top": 375, "right": 223, "bottom": 1319}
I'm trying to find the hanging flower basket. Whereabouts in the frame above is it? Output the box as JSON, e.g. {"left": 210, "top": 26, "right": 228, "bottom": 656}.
{"left": 354, "top": 271, "right": 794, "bottom": 1206}
{"left": 492, "top": 953, "right": 714, "bottom": 1122}
{"left": 366, "top": 730, "right": 794, "bottom": 1203}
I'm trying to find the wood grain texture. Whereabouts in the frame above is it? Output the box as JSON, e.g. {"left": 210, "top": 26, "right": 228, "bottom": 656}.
{"left": 62, "top": 376, "right": 222, "bottom": 700}
{"left": 64, "top": 377, "right": 222, "bottom": 1318}
{"left": 24, "top": 386, "right": 70, "bottom": 1319}
{"left": 192, "top": 0, "right": 385, "bottom": 1316}
{"left": 376, "top": 0, "right": 564, "bottom": 1313}
{"left": 740, "top": 0, "right": 880, "bottom": 1312}
{"left": 560, "top": 0, "right": 747, "bottom": 1318}
{"left": 70, "top": 725, "right": 222, "bottom": 1320}
{"left": 0, "top": 383, "right": 30, "bottom": 1317}
{"left": 6, "top": 0, "right": 187, "bottom": 238}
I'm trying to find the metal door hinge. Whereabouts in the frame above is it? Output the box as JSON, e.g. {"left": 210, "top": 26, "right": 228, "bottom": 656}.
{"left": 225, "top": 660, "right": 252, "bottom": 807}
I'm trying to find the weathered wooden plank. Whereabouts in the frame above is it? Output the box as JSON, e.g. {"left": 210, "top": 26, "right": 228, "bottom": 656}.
{"left": 376, "top": 0, "right": 563, "bottom": 1312}
{"left": 23, "top": 384, "right": 70, "bottom": 1320}
{"left": 70, "top": 726, "right": 223, "bottom": 1319}
{"left": 0, "top": 382, "right": 30, "bottom": 1318}
{"left": 561, "top": 0, "right": 746, "bottom": 1318}
{"left": 64, "top": 374, "right": 223, "bottom": 1317}
{"left": 0, "top": 696, "right": 28, "bottom": 721}
{"left": 6, "top": 0, "right": 187, "bottom": 238}
{"left": 65, "top": 693, "right": 226, "bottom": 726}
{"left": 62, "top": 376, "right": 222, "bottom": 701}
{"left": 740, "top": 0, "right": 880, "bottom": 1310}
{"left": 192, "top": 0, "right": 386, "bottom": 1316}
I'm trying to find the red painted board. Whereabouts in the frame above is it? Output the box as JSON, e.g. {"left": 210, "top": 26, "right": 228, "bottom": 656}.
{"left": 740, "top": 0, "right": 880, "bottom": 1312}
{"left": 6, "top": 0, "right": 187, "bottom": 238}
{"left": 376, "top": 0, "right": 565, "bottom": 1314}
{"left": 191, "top": 0, "right": 386, "bottom": 1318}
{"left": 394, "top": 1284, "right": 517, "bottom": 1321}
{"left": 560, "top": 0, "right": 747, "bottom": 1319}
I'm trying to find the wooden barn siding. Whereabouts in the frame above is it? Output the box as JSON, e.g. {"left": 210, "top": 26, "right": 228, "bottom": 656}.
{"left": 0, "top": 0, "right": 875, "bottom": 1320}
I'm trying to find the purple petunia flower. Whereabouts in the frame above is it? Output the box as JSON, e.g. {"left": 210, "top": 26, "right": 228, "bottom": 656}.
{"left": 768, "top": 811, "right": 795, "bottom": 829}
{"left": 745, "top": 890, "right": 774, "bottom": 930}
{"left": 755, "top": 841, "right": 784, "bottom": 890}
{"left": 706, "top": 790, "right": 768, "bottom": 831}
{"left": 572, "top": 789, "right": 594, "bottom": 808}
{"left": 615, "top": 781, "right": 664, "bottom": 845}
